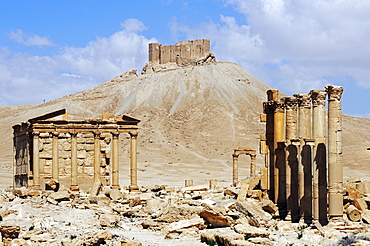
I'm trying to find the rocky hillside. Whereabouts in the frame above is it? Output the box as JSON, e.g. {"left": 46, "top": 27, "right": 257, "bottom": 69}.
{"left": 0, "top": 61, "right": 369, "bottom": 189}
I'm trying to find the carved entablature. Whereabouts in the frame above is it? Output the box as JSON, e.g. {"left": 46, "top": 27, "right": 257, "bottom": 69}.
{"left": 310, "top": 90, "right": 327, "bottom": 107}
{"left": 283, "top": 97, "right": 299, "bottom": 110}
{"left": 293, "top": 93, "right": 311, "bottom": 108}
{"left": 325, "top": 85, "right": 343, "bottom": 101}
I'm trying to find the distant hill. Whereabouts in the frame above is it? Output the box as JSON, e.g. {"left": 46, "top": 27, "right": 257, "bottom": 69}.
{"left": 0, "top": 61, "right": 369, "bottom": 189}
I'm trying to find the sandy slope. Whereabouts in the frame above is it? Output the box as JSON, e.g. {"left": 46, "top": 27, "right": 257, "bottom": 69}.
{"left": 0, "top": 62, "right": 369, "bottom": 189}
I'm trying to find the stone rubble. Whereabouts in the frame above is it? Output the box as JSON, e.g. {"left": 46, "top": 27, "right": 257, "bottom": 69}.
{"left": 0, "top": 176, "right": 370, "bottom": 245}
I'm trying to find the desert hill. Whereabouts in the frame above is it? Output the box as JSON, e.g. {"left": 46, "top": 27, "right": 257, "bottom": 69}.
{"left": 0, "top": 61, "right": 369, "bottom": 189}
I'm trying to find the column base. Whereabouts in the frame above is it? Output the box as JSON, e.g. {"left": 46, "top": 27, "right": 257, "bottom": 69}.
{"left": 111, "top": 185, "right": 121, "bottom": 190}
{"left": 129, "top": 185, "right": 139, "bottom": 192}
{"left": 70, "top": 185, "right": 80, "bottom": 192}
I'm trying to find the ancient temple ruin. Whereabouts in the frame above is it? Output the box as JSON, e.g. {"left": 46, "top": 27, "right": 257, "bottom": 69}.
{"left": 260, "top": 85, "right": 343, "bottom": 224}
{"left": 13, "top": 109, "right": 140, "bottom": 192}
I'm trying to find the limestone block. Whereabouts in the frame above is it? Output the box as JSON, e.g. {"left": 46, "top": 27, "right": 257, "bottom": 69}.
{"left": 259, "top": 199, "right": 278, "bottom": 214}
{"left": 347, "top": 187, "right": 363, "bottom": 200}
{"left": 361, "top": 210, "right": 370, "bottom": 224}
{"left": 234, "top": 200, "right": 272, "bottom": 222}
{"left": 201, "top": 228, "right": 232, "bottom": 244}
{"left": 85, "top": 138, "right": 95, "bottom": 144}
{"left": 99, "top": 213, "right": 119, "bottom": 227}
{"left": 77, "top": 159, "right": 84, "bottom": 166}
{"left": 84, "top": 143, "right": 94, "bottom": 151}
{"left": 77, "top": 137, "right": 85, "bottom": 144}
{"left": 8, "top": 238, "right": 28, "bottom": 246}
{"left": 0, "top": 225, "right": 20, "bottom": 239}
{"left": 164, "top": 215, "right": 205, "bottom": 233}
{"left": 77, "top": 150, "right": 87, "bottom": 159}
{"left": 248, "top": 238, "right": 272, "bottom": 245}
{"left": 224, "top": 187, "right": 239, "bottom": 197}
{"left": 77, "top": 144, "right": 85, "bottom": 151}
{"left": 29, "top": 232, "right": 53, "bottom": 242}
{"left": 39, "top": 151, "right": 52, "bottom": 159}
{"left": 215, "top": 230, "right": 244, "bottom": 246}
{"left": 346, "top": 205, "right": 361, "bottom": 222}
{"left": 85, "top": 157, "right": 94, "bottom": 167}
{"left": 229, "top": 240, "right": 255, "bottom": 246}
{"left": 354, "top": 198, "right": 368, "bottom": 211}
{"left": 13, "top": 187, "right": 29, "bottom": 197}
{"left": 199, "top": 210, "right": 231, "bottom": 227}
{"left": 40, "top": 133, "right": 50, "bottom": 138}
{"left": 48, "top": 190, "right": 70, "bottom": 201}
{"left": 234, "top": 224, "right": 270, "bottom": 238}
{"left": 181, "top": 185, "right": 208, "bottom": 193}
{"left": 90, "top": 181, "right": 102, "bottom": 196}
{"left": 80, "top": 132, "right": 94, "bottom": 138}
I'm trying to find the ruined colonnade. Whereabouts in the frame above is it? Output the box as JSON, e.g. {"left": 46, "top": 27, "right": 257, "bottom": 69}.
{"left": 261, "top": 85, "right": 343, "bottom": 224}
{"left": 232, "top": 147, "right": 256, "bottom": 186}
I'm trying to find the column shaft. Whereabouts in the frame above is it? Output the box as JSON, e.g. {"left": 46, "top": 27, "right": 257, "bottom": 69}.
{"left": 112, "top": 132, "right": 120, "bottom": 189}
{"left": 94, "top": 131, "right": 101, "bottom": 183}
{"left": 274, "top": 101, "right": 285, "bottom": 205}
{"left": 70, "top": 132, "right": 79, "bottom": 191}
{"left": 32, "top": 132, "right": 41, "bottom": 190}
{"left": 326, "top": 85, "right": 344, "bottom": 218}
{"left": 52, "top": 132, "right": 59, "bottom": 181}
{"left": 250, "top": 154, "right": 256, "bottom": 177}
{"left": 129, "top": 131, "right": 138, "bottom": 189}
{"left": 232, "top": 154, "right": 238, "bottom": 186}
{"left": 310, "top": 90, "right": 327, "bottom": 223}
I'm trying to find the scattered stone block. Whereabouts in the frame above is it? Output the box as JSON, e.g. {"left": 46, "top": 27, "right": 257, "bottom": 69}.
{"left": 346, "top": 205, "right": 361, "bottom": 222}
{"left": 234, "top": 201, "right": 272, "bottom": 222}
{"left": 224, "top": 187, "right": 239, "bottom": 197}
{"left": 45, "top": 180, "right": 59, "bottom": 191}
{"left": 354, "top": 198, "right": 368, "bottom": 211}
{"left": 361, "top": 210, "right": 370, "bottom": 224}
{"left": 234, "top": 224, "right": 270, "bottom": 238}
{"left": 165, "top": 215, "right": 205, "bottom": 233}
{"left": 48, "top": 190, "right": 70, "bottom": 201}
{"left": 99, "top": 212, "right": 119, "bottom": 227}
{"left": 259, "top": 199, "right": 278, "bottom": 214}
{"left": 215, "top": 230, "right": 244, "bottom": 246}
{"left": 199, "top": 210, "right": 231, "bottom": 227}
{"left": 181, "top": 185, "right": 208, "bottom": 193}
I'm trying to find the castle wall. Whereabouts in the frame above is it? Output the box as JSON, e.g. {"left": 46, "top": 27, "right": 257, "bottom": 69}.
{"left": 149, "top": 39, "right": 210, "bottom": 64}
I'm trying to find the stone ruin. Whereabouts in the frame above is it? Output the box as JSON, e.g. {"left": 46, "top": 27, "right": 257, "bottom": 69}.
{"left": 12, "top": 109, "right": 140, "bottom": 193}
{"left": 259, "top": 85, "right": 344, "bottom": 225}
{"left": 142, "top": 39, "right": 216, "bottom": 74}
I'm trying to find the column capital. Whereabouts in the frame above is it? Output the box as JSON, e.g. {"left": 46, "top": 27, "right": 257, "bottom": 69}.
{"left": 274, "top": 99, "right": 285, "bottom": 113}
{"left": 325, "top": 85, "right": 343, "bottom": 101}
{"left": 129, "top": 130, "right": 138, "bottom": 138}
{"left": 294, "top": 93, "right": 311, "bottom": 107}
{"left": 52, "top": 131, "right": 59, "bottom": 137}
{"left": 112, "top": 131, "right": 120, "bottom": 138}
{"left": 283, "top": 96, "right": 299, "bottom": 110}
{"left": 310, "top": 90, "right": 327, "bottom": 106}
{"left": 69, "top": 131, "right": 78, "bottom": 137}
{"left": 267, "top": 89, "right": 279, "bottom": 101}
{"left": 32, "top": 131, "right": 40, "bottom": 137}
{"left": 93, "top": 131, "right": 101, "bottom": 138}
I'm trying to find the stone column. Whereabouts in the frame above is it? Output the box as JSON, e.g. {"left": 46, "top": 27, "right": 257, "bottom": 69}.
{"left": 232, "top": 152, "right": 239, "bottom": 186}
{"left": 294, "top": 93, "right": 312, "bottom": 217}
{"left": 32, "top": 131, "right": 41, "bottom": 190}
{"left": 129, "top": 130, "right": 139, "bottom": 190}
{"left": 70, "top": 132, "right": 79, "bottom": 191}
{"left": 94, "top": 131, "right": 101, "bottom": 183}
{"left": 326, "top": 85, "right": 344, "bottom": 218}
{"left": 250, "top": 153, "right": 256, "bottom": 177}
{"left": 52, "top": 131, "right": 59, "bottom": 181}
{"left": 310, "top": 90, "right": 327, "bottom": 223}
{"left": 111, "top": 131, "right": 120, "bottom": 189}
{"left": 284, "top": 97, "right": 298, "bottom": 216}
{"left": 274, "top": 99, "right": 285, "bottom": 205}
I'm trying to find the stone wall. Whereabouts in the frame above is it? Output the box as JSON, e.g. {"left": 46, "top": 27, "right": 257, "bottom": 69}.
{"left": 149, "top": 39, "right": 210, "bottom": 64}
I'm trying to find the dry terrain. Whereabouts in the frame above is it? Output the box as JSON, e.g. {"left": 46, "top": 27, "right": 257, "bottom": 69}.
{"left": 0, "top": 61, "right": 369, "bottom": 190}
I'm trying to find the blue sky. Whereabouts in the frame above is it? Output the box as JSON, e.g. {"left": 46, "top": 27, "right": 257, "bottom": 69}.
{"left": 1, "top": 0, "right": 370, "bottom": 118}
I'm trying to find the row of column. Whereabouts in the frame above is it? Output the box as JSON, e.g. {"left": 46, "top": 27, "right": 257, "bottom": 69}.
{"left": 262, "top": 85, "right": 343, "bottom": 224}
{"left": 32, "top": 130, "right": 138, "bottom": 191}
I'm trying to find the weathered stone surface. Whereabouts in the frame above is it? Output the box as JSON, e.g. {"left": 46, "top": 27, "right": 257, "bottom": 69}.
{"left": 215, "top": 230, "right": 244, "bottom": 246}
{"left": 199, "top": 210, "right": 231, "bottom": 227}
{"left": 234, "top": 200, "right": 272, "bottom": 223}
{"left": 48, "top": 190, "right": 70, "bottom": 201}
{"left": 181, "top": 185, "right": 208, "bottom": 193}
{"left": 165, "top": 215, "right": 205, "bottom": 233}
{"left": 234, "top": 224, "right": 270, "bottom": 238}
{"left": 354, "top": 198, "right": 368, "bottom": 211}
{"left": 224, "top": 187, "right": 239, "bottom": 197}
{"left": 259, "top": 199, "right": 278, "bottom": 214}
{"left": 0, "top": 225, "right": 20, "bottom": 239}
{"left": 99, "top": 212, "right": 119, "bottom": 227}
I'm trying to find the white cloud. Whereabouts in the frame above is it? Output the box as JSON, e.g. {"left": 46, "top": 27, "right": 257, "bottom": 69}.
{"left": 170, "top": 0, "right": 370, "bottom": 95}
{"left": 8, "top": 29, "right": 54, "bottom": 46}
{"left": 0, "top": 19, "right": 157, "bottom": 106}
